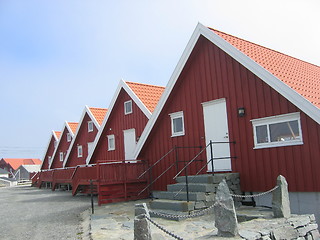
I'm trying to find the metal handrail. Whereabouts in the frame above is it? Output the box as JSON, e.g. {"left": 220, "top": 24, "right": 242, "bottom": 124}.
{"left": 173, "top": 140, "right": 236, "bottom": 200}
{"left": 138, "top": 147, "right": 176, "bottom": 179}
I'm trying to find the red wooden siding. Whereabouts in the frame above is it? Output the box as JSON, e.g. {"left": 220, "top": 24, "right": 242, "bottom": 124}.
{"left": 51, "top": 128, "right": 72, "bottom": 169}
{"left": 41, "top": 136, "right": 56, "bottom": 170}
{"left": 65, "top": 113, "right": 99, "bottom": 167}
{"left": 138, "top": 36, "right": 320, "bottom": 192}
{"left": 90, "top": 89, "right": 148, "bottom": 163}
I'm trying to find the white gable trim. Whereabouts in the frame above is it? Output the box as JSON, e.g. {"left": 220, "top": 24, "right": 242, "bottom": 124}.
{"left": 85, "top": 79, "right": 152, "bottom": 165}
{"left": 40, "top": 130, "right": 59, "bottom": 170}
{"left": 62, "top": 106, "right": 102, "bottom": 168}
{"left": 133, "top": 23, "right": 320, "bottom": 159}
{"left": 49, "top": 121, "right": 75, "bottom": 169}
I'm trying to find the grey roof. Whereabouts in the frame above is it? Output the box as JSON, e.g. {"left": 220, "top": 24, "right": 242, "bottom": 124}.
{"left": 0, "top": 168, "right": 9, "bottom": 174}
{"left": 18, "top": 165, "right": 41, "bottom": 173}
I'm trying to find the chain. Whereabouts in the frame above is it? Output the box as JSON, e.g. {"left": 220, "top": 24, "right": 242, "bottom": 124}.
{"left": 149, "top": 203, "right": 215, "bottom": 220}
{"left": 230, "top": 185, "right": 279, "bottom": 198}
{"left": 145, "top": 215, "right": 184, "bottom": 240}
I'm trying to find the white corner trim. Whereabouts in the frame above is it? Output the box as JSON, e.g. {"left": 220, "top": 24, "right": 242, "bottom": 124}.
{"left": 49, "top": 122, "right": 69, "bottom": 169}
{"left": 40, "top": 130, "right": 57, "bottom": 170}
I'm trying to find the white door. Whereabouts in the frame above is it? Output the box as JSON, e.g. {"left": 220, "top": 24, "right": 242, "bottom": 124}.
{"left": 123, "top": 128, "right": 136, "bottom": 160}
{"left": 202, "top": 98, "right": 231, "bottom": 172}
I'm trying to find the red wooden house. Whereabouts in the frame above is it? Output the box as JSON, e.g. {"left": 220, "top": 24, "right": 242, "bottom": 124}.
{"left": 40, "top": 131, "right": 61, "bottom": 170}
{"left": 86, "top": 80, "right": 164, "bottom": 164}
{"left": 63, "top": 106, "right": 107, "bottom": 168}
{"left": 0, "top": 158, "right": 42, "bottom": 172}
{"left": 49, "top": 122, "right": 78, "bottom": 169}
{"left": 134, "top": 24, "right": 320, "bottom": 219}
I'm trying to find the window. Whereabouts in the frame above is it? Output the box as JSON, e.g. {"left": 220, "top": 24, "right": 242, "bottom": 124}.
{"left": 48, "top": 156, "right": 52, "bottom": 164}
{"left": 77, "top": 145, "right": 83, "bottom": 158}
{"left": 54, "top": 141, "right": 58, "bottom": 148}
{"left": 107, "top": 135, "right": 115, "bottom": 151}
{"left": 88, "top": 121, "right": 94, "bottom": 132}
{"left": 59, "top": 152, "right": 64, "bottom": 161}
{"left": 124, "top": 100, "right": 133, "bottom": 115}
{"left": 67, "top": 133, "right": 71, "bottom": 142}
{"left": 252, "top": 112, "right": 303, "bottom": 149}
{"left": 169, "top": 111, "right": 185, "bottom": 137}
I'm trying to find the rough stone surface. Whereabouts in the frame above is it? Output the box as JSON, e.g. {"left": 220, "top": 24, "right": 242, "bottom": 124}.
{"left": 214, "top": 179, "right": 238, "bottom": 237}
{"left": 238, "top": 229, "right": 261, "bottom": 239}
{"left": 272, "top": 225, "right": 298, "bottom": 239}
{"left": 272, "top": 175, "right": 291, "bottom": 218}
{"left": 134, "top": 203, "right": 151, "bottom": 240}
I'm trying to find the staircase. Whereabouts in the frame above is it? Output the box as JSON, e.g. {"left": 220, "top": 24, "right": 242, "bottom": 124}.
{"left": 149, "top": 173, "right": 240, "bottom": 220}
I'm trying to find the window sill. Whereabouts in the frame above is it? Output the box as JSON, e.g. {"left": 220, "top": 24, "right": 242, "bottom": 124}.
{"left": 254, "top": 141, "right": 303, "bottom": 149}
{"left": 171, "top": 133, "right": 185, "bottom": 137}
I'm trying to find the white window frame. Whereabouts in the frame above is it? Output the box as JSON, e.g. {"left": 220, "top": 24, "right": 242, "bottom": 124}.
{"left": 107, "top": 135, "right": 115, "bottom": 151}
{"left": 59, "top": 152, "right": 64, "bottom": 162}
{"left": 48, "top": 156, "right": 52, "bottom": 164}
{"left": 54, "top": 141, "right": 58, "bottom": 148}
{"left": 77, "top": 145, "right": 83, "bottom": 158}
{"left": 124, "top": 100, "right": 133, "bottom": 115}
{"left": 88, "top": 121, "right": 94, "bottom": 132}
{"left": 67, "top": 133, "right": 71, "bottom": 142}
{"left": 169, "top": 111, "right": 185, "bottom": 137}
{"left": 251, "top": 112, "right": 303, "bottom": 149}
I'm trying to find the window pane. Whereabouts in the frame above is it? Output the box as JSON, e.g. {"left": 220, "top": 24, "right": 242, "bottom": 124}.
{"left": 256, "top": 125, "right": 268, "bottom": 143}
{"left": 173, "top": 117, "right": 183, "bottom": 133}
{"left": 269, "top": 120, "right": 300, "bottom": 142}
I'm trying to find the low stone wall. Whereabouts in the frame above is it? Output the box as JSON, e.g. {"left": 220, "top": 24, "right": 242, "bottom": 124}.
{"left": 239, "top": 214, "right": 319, "bottom": 240}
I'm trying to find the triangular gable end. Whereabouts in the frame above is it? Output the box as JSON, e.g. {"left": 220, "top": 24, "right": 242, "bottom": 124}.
{"left": 49, "top": 121, "right": 77, "bottom": 169}
{"left": 63, "top": 106, "right": 107, "bottom": 168}
{"left": 134, "top": 22, "right": 320, "bottom": 159}
{"left": 40, "top": 130, "right": 60, "bottom": 170}
{"left": 85, "top": 79, "right": 157, "bottom": 165}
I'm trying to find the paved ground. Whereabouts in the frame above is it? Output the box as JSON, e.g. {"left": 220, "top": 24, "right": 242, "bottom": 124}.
{"left": 0, "top": 185, "right": 91, "bottom": 240}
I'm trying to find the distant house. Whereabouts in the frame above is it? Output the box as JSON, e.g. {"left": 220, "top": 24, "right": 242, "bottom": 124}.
{"left": 15, "top": 165, "right": 41, "bottom": 181}
{"left": 63, "top": 106, "right": 107, "bottom": 167}
{"left": 86, "top": 80, "right": 164, "bottom": 164}
{"left": 40, "top": 131, "right": 61, "bottom": 170}
{"left": 49, "top": 122, "right": 78, "bottom": 169}
{"left": 0, "top": 168, "right": 9, "bottom": 178}
{"left": 0, "top": 158, "right": 42, "bottom": 173}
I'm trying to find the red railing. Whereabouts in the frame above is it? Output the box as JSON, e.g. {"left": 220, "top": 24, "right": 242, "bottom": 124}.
{"left": 71, "top": 165, "right": 98, "bottom": 195}
{"left": 31, "top": 172, "right": 40, "bottom": 186}
{"left": 97, "top": 160, "right": 149, "bottom": 205}
{"left": 51, "top": 168, "right": 76, "bottom": 190}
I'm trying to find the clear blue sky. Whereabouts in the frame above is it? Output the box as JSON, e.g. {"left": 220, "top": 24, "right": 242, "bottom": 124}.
{"left": 0, "top": 0, "right": 319, "bottom": 159}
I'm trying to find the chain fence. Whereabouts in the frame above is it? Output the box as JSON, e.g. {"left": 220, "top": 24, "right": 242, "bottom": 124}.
{"left": 230, "top": 185, "right": 279, "bottom": 198}
{"left": 143, "top": 184, "right": 279, "bottom": 239}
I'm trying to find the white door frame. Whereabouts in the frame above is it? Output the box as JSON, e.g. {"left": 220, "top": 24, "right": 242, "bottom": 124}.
{"left": 202, "top": 98, "right": 232, "bottom": 172}
{"left": 123, "top": 128, "right": 136, "bottom": 161}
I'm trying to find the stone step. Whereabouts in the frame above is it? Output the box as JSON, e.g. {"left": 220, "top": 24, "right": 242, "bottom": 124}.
{"left": 175, "top": 173, "right": 240, "bottom": 184}
{"left": 152, "top": 191, "right": 206, "bottom": 201}
{"left": 167, "top": 182, "right": 217, "bottom": 193}
{"left": 149, "top": 199, "right": 195, "bottom": 212}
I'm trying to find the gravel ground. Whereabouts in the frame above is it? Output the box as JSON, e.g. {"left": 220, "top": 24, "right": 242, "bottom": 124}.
{"left": 0, "top": 185, "right": 92, "bottom": 240}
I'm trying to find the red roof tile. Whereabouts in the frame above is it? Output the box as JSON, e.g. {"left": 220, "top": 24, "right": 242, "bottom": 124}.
{"left": 89, "top": 107, "right": 108, "bottom": 125}
{"left": 54, "top": 131, "right": 61, "bottom": 140}
{"left": 1, "top": 158, "right": 42, "bottom": 171}
{"left": 126, "top": 82, "right": 165, "bottom": 112}
{"left": 67, "top": 122, "right": 78, "bottom": 134}
{"left": 210, "top": 28, "right": 320, "bottom": 108}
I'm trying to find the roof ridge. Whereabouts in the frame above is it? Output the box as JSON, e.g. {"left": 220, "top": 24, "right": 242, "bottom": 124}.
{"left": 126, "top": 81, "right": 165, "bottom": 89}
{"left": 88, "top": 107, "right": 108, "bottom": 110}
{"left": 209, "top": 27, "right": 320, "bottom": 68}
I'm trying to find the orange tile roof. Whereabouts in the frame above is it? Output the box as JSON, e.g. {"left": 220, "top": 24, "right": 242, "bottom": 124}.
{"left": 210, "top": 28, "right": 320, "bottom": 108}
{"left": 89, "top": 107, "right": 108, "bottom": 125}
{"left": 54, "top": 131, "right": 61, "bottom": 140}
{"left": 126, "top": 82, "right": 165, "bottom": 112}
{"left": 67, "top": 122, "right": 78, "bottom": 134}
{"left": 1, "top": 158, "right": 42, "bottom": 171}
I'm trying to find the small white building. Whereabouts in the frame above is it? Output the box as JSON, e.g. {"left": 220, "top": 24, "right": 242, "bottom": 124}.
{"left": 15, "top": 165, "right": 41, "bottom": 181}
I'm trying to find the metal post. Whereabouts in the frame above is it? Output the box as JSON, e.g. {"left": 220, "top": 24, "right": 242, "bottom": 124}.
{"left": 210, "top": 140, "right": 214, "bottom": 176}
{"left": 90, "top": 179, "right": 94, "bottom": 214}
{"left": 174, "top": 146, "right": 178, "bottom": 175}
{"left": 184, "top": 166, "right": 189, "bottom": 202}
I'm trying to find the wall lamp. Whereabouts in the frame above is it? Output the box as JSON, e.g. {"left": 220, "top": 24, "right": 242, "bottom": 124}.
{"left": 238, "top": 107, "right": 245, "bottom": 117}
